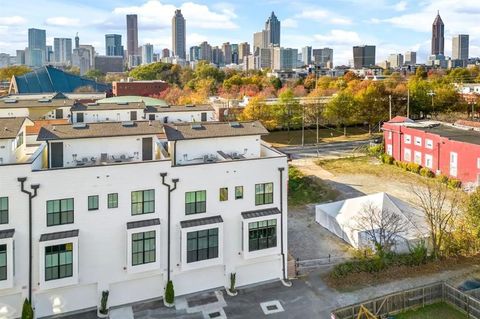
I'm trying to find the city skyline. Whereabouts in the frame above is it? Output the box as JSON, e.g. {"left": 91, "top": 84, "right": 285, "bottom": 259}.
{"left": 1, "top": 0, "right": 479, "bottom": 65}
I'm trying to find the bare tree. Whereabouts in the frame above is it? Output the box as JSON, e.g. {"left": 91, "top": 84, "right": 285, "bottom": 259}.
{"left": 412, "top": 180, "right": 460, "bottom": 258}
{"left": 355, "top": 202, "right": 409, "bottom": 253}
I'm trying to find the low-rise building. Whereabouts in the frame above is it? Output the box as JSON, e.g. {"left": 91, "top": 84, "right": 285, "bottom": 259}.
{"left": 112, "top": 80, "right": 169, "bottom": 97}
{"left": 0, "top": 120, "right": 289, "bottom": 318}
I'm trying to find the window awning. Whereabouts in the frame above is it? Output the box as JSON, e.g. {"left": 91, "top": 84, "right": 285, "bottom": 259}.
{"left": 241, "top": 207, "right": 281, "bottom": 219}
{"left": 40, "top": 229, "right": 79, "bottom": 242}
{"left": 180, "top": 215, "right": 223, "bottom": 228}
{"left": 127, "top": 218, "right": 160, "bottom": 230}
{"left": 0, "top": 229, "right": 14, "bottom": 239}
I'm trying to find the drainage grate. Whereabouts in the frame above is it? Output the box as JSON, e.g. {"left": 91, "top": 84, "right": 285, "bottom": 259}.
{"left": 267, "top": 305, "right": 278, "bottom": 311}
{"left": 260, "top": 300, "right": 284, "bottom": 315}
{"left": 208, "top": 312, "right": 221, "bottom": 318}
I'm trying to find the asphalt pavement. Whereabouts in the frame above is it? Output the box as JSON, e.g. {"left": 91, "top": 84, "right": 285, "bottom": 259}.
{"left": 278, "top": 140, "right": 370, "bottom": 159}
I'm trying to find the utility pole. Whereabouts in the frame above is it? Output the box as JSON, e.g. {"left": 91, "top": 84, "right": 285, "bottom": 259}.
{"left": 407, "top": 89, "right": 410, "bottom": 118}
{"left": 389, "top": 95, "right": 392, "bottom": 120}
{"left": 301, "top": 103, "right": 305, "bottom": 148}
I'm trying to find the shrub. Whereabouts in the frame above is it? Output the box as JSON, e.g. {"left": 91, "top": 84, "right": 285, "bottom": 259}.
{"left": 229, "top": 273, "right": 236, "bottom": 293}
{"left": 368, "top": 144, "right": 384, "bottom": 157}
{"left": 165, "top": 280, "right": 174, "bottom": 304}
{"left": 437, "top": 174, "right": 449, "bottom": 184}
{"left": 380, "top": 153, "right": 394, "bottom": 165}
{"left": 407, "top": 241, "right": 428, "bottom": 266}
{"left": 21, "top": 298, "right": 34, "bottom": 319}
{"left": 407, "top": 163, "right": 421, "bottom": 174}
{"left": 448, "top": 178, "right": 462, "bottom": 189}
{"left": 420, "top": 167, "right": 435, "bottom": 178}
{"left": 99, "top": 290, "right": 109, "bottom": 315}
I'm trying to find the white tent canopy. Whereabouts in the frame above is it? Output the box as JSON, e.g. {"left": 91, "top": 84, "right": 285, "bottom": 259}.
{"left": 315, "top": 192, "right": 429, "bottom": 253}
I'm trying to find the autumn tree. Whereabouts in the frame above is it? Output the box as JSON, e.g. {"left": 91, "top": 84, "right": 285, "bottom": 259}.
{"left": 0, "top": 65, "right": 31, "bottom": 80}
{"left": 239, "top": 96, "right": 278, "bottom": 129}
{"left": 324, "top": 91, "right": 356, "bottom": 135}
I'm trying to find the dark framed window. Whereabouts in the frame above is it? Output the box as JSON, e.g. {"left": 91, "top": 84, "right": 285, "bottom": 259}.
{"left": 46, "top": 198, "right": 74, "bottom": 226}
{"left": 132, "top": 231, "right": 156, "bottom": 265}
{"left": 45, "top": 243, "right": 73, "bottom": 281}
{"left": 108, "top": 193, "right": 118, "bottom": 208}
{"left": 185, "top": 191, "right": 206, "bottom": 215}
{"left": 0, "top": 244, "right": 6, "bottom": 280}
{"left": 219, "top": 188, "right": 228, "bottom": 201}
{"left": 88, "top": 195, "right": 99, "bottom": 211}
{"left": 131, "top": 190, "right": 155, "bottom": 215}
{"left": 248, "top": 219, "right": 277, "bottom": 251}
{"left": 255, "top": 183, "right": 273, "bottom": 205}
{"left": 0, "top": 197, "right": 8, "bottom": 224}
{"left": 235, "top": 186, "right": 243, "bottom": 200}
{"left": 187, "top": 228, "right": 218, "bottom": 263}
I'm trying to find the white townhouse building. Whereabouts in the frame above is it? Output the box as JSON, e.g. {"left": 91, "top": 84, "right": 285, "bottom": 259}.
{"left": 0, "top": 118, "right": 288, "bottom": 318}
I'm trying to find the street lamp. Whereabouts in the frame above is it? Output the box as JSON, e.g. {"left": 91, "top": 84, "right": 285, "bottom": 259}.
{"left": 427, "top": 91, "right": 436, "bottom": 118}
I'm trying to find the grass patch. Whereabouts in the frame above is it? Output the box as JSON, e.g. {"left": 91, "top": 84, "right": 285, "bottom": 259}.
{"left": 393, "top": 302, "right": 467, "bottom": 319}
{"left": 288, "top": 166, "right": 338, "bottom": 206}
{"left": 262, "top": 127, "right": 380, "bottom": 147}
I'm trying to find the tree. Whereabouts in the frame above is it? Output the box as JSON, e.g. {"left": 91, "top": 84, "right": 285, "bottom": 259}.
{"left": 270, "top": 77, "right": 282, "bottom": 90}
{"left": 355, "top": 82, "right": 388, "bottom": 134}
{"left": 240, "top": 96, "right": 278, "bottom": 130}
{"left": 0, "top": 65, "right": 31, "bottom": 81}
{"left": 276, "top": 88, "right": 302, "bottom": 130}
{"left": 413, "top": 180, "right": 461, "bottom": 258}
{"left": 83, "top": 69, "right": 105, "bottom": 82}
{"left": 164, "top": 280, "right": 175, "bottom": 305}
{"left": 355, "top": 202, "right": 409, "bottom": 253}
{"left": 21, "top": 298, "right": 34, "bottom": 319}
{"left": 324, "top": 91, "right": 356, "bottom": 134}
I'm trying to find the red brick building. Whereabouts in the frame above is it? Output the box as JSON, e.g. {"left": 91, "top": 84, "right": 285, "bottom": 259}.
{"left": 112, "top": 80, "right": 169, "bottom": 97}
{"left": 382, "top": 116, "right": 480, "bottom": 185}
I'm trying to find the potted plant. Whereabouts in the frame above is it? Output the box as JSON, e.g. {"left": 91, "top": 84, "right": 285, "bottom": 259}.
{"left": 21, "top": 298, "right": 34, "bottom": 319}
{"left": 164, "top": 280, "right": 175, "bottom": 307}
{"left": 226, "top": 273, "right": 238, "bottom": 296}
{"left": 97, "top": 290, "right": 109, "bottom": 318}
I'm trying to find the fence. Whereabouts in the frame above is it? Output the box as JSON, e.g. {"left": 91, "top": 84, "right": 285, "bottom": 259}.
{"left": 331, "top": 281, "right": 480, "bottom": 319}
{"left": 295, "top": 255, "right": 348, "bottom": 275}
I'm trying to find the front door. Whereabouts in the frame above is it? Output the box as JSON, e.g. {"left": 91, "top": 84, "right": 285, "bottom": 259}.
{"left": 55, "top": 109, "right": 63, "bottom": 119}
{"left": 201, "top": 112, "right": 207, "bottom": 121}
{"left": 142, "top": 137, "right": 153, "bottom": 161}
{"left": 130, "top": 111, "right": 137, "bottom": 121}
{"left": 450, "top": 152, "right": 458, "bottom": 177}
{"left": 77, "top": 112, "right": 84, "bottom": 123}
{"left": 50, "top": 142, "right": 64, "bottom": 168}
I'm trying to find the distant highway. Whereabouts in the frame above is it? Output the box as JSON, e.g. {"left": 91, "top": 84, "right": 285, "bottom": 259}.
{"left": 277, "top": 140, "right": 371, "bottom": 159}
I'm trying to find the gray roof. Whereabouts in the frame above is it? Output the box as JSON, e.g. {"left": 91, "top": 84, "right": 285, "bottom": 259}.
{"left": 0, "top": 117, "right": 28, "bottom": 139}
{"left": 410, "top": 124, "right": 480, "bottom": 146}
{"left": 145, "top": 104, "right": 214, "bottom": 113}
{"left": 0, "top": 98, "right": 75, "bottom": 109}
{"left": 127, "top": 218, "right": 160, "bottom": 229}
{"left": 241, "top": 207, "right": 281, "bottom": 219}
{"left": 164, "top": 121, "right": 268, "bottom": 141}
{"left": 37, "top": 121, "right": 164, "bottom": 141}
{"left": 71, "top": 102, "right": 146, "bottom": 111}
{"left": 40, "top": 229, "right": 79, "bottom": 242}
{"left": 0, "top": 229, "right": 15, "bottom": 239}
{"left": 180, "top": 215, "right": 223, "bottom": 228}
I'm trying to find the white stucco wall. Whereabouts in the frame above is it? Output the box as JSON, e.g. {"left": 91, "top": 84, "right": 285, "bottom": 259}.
{"left": 147, "top": 110, "right": 215, "bottom": 123}
{"left": 72, "top": 109, "right": 143, "bottom": 123}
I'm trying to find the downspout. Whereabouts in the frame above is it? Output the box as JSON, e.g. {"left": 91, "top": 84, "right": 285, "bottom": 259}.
{"left": 278, "top": 167, "right": 291, "bottom": 287}
{"left": 17, "top": 177, "right": 40, "bottom": 304}
{"left": 160, "top": 173, "right": 179, "bottom": 283}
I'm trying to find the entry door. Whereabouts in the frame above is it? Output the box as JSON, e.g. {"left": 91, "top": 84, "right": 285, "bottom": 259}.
{"left": 142, "top": 138, "right": 153, "bottom": 161}
{"left": 450, "top": 152, "right": 458, "bottom": 177}
{"left": 201, "top": 112, "right": 207, "bottom": 121}
{"left": 130, "top": 111, "right": 137, "bottom": 121}
{"left": 55, "top": 109, "right": 63, "bottom": 119}
{"left": 50, "top": 142, "right": 64, "bottom": 168}
{"left": 77, "top": 112, "right": 84, "bottom": 123}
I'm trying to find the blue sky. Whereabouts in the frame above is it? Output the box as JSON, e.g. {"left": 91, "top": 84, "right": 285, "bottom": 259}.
{"left": 0, "top": 0, "right": 478, "bottom": 65}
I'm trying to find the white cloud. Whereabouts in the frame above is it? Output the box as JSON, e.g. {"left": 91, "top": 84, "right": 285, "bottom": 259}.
{"left": 0, "top": 16, "right": 27, "bottom": 26}
{"left": 330, "top": 17, "right": 352, "bottom": 25}
{"left": 393, "top": 1, "right": 407, "bottom": 12}
{"left": 45, "top": 17, "right": 81, "bottom": 27}
{"left": 282, "top": 18, "right": 298, "bottom": 28}
{"left": 295, "top": 8, "right": 353, "bottom": 25}
{"left": 313, "top": 30, "right": 361, "bottom": 45}
{"left": 296, "top": 9, "right": 329, "bottom": 20}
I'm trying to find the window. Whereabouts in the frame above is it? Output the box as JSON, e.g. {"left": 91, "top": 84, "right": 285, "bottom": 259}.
{"left": 108, "top": 193, "right": 118, "bottom": 208}
{"left": 414, "top": 151, "right": 422, "bottom": 165}
{"left": 219, "top": 188, "right": 228, "bottom": 201}
{"left": 88, "top": 195, "right": 99, "bottom": 211}
{"left": 45, "top": 243, "right": 73, "bottom": 281}
{"left": 414, "top": 137, "right": 422, "bottom": 146}
{"left": 46, "top": 198, "right": 74, "bottom": 226}
{"left": 187, "top": 228, "right": 218, "bottom": 263}
{"left": 425, "top": 154, "right": 433, "bottom": 169}
{"left": 255, "top": 183, "right": 273, "bottom": 205}
{"left": 426, "top": 139, "right": 433, "bottom": 149}
{"left": 131, "top": 190, "right": 155, "bottom": 215}
{"left": 248, "top": 219, "right": 277, "bottom": 251}
{"left": 388, "top": 131, "right": 392, "bottom": 140}
{"left": 235, "top": 186, "right": 244, "bottom": 200}
{"left": 404, "top": 134, "right": 411, "bottom": 144}
{"left": 15, "top": 133, "right": 23, "bottom": 149}
{"left": 0, "top": 245, "right": 6, "bottom": 281}
{"left": 478, "top": 158, "right": 480, "bottom": 169}
{"left": 185, "top": 191, "right": 206, "bottom": 215}
{"left": 403, "top": 148, "right": 411, "bottom": 162}
{"left": 131, "top": 231, "right": 156, "bottom": 266}
{"left": 386, "top": 144, "right": 393, "bottom": 156}
{"left": 0, "top": 197, "right": 7, "bottom": 224}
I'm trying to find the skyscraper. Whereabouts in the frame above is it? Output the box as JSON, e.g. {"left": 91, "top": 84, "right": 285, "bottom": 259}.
{"left": 253, "top": 30, "right": 269, "bottom": 53}
{"left": 404, "top": 51, "right": 417, "bottom": 65}
{"left": 388, "top": 53, "right": 404, "bottom": 68}
{"left": 189, "top": 46, "right": 200, "bottom": 61}
{"left": 272, "top": 47, "right": 298, "bottom": 71}
{"left": 313, "top": 48, "right": 333, "bottom": 68}
{"left": 238, "top": 42, "right": 250, "bottom": 63}
{"left": 301, "top": 46, "right": 312, "bottom": 65}
{"left": 265, "top": 12, "right": 280, "bottom": 46}
{"left": 431, "top": 11, "right": 444, "bottom": 55}
{"left": 105, "top": 34, "right": 123, "bottom": 56}
{"left": 27, "top": 28, "right": 46, "bottom": 67}
{"left": 162, "top": 48, "right": 170, "bottom": 59}
{"left": 172, "top": 9, "right": 186, "bottom": 59}
{"left": 222, "top": 42, "right": 232, "bottom": 65}
{"left": 75, "top": 33, "right": 79, "bottom": 50}
{"left": 452, "top": 34, "right": 469, "bottom": 61}
{"left": 54, "top": 38, "right": 73, "bottom": 65}
{"left": 199, "top": 41, "right": 212, "bottom": 62}
{"left": 126, "top": 14, "right": 139, "bottom": 58}
{"left": 141, "top": 44, "right": 154, "bottom": 65}
{"left": 353, "top": 45, "right": 375, "bottom": 69}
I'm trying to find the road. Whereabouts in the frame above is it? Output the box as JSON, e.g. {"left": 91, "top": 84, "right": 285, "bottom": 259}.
{"left": 277, "top": 140, "right": 371, "bottom": 159}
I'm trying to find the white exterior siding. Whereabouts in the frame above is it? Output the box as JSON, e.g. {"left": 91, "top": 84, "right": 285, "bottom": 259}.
{"left": 72, "top": 109, "right": 143, "bottom": 123}
{"left": 147, "top": 110, "right": 215, "bottom": 123}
